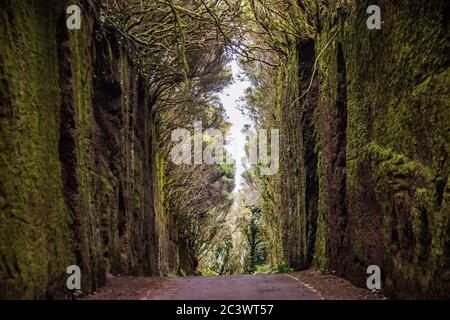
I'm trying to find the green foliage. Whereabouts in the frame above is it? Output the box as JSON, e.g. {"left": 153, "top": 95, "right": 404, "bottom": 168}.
{"left": 242, "top": 207, "right": 268, "bottom": 273}
{"left": 273, "top": 261, "right": 294, "bottom": 273}
{"left": 219, "top": 163, "right": 236, "bottom": 180}
{"left": 254, "top": 264, "right": 272, "bottom": 274}
{"left": 201, "top": 267, "right": 219, "bottom": 277}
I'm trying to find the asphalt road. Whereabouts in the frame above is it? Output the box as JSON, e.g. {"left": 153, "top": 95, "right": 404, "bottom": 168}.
{"left": 143, "top": 274, "right": 322, "bottom": 300}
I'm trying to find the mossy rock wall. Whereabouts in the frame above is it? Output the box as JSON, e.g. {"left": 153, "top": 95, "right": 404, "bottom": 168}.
{"left": 0, "top": 0, "right": 75, "bottom": 299}
{"left": 0, "top": 1, "right": 178, "bottom": 298}
{"left": 272, "top": 0, "right": 449, "bottom": 298}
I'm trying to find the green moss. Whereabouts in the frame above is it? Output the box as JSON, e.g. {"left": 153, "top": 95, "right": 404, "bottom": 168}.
{"left": 312, "top": 152, "right": 328, "bottom": 273}
{"left": 0, "top": 1, "right": 75, "bottom": 298}
{"left": 267, "top": 0, "right": 450, "bottom": 297}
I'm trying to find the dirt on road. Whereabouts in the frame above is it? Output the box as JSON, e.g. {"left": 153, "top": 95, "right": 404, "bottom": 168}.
{"left": 86, "top": 269, "right": 384, "bottom": 300}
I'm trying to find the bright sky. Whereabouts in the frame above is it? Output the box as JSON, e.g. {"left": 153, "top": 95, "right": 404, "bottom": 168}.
{"left": 219, "top": 60, "right": 252, "bottom": 193}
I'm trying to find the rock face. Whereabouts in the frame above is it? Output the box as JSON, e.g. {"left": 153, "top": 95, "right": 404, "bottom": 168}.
{"left": 265, "top": 1, "right": 449, "bottom": 298}
{"left": 0, "top": 1, "right": 178, "bottom": 299}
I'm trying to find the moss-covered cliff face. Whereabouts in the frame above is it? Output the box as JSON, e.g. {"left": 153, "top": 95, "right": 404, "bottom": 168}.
{"left": 0, "top": 0, "right": 75, "bottom": 299}
{"left": 0, "top": 1, "right": 178, "bottom": 299}
{"left": 263, "top": 39, "right": 321, "bottom": 270}
{"left": 268, "top": 0, "right": 449, "bottom": 298}
{"left": 334, "top": 0, "right": 449, "bottom": 299}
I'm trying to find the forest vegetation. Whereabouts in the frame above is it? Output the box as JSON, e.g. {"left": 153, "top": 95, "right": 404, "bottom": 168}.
{"left": 0, "top": 0, "right": 448, "bottom": 299}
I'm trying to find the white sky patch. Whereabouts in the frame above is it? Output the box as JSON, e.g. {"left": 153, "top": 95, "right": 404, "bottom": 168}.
{"left": 219, "top": 60, "right": 252, "bottom": 193}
